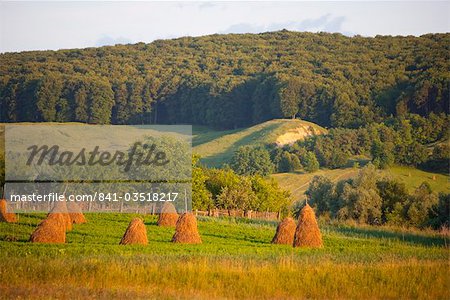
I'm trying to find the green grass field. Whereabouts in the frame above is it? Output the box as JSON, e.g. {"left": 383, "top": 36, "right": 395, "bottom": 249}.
{"left": 386, "top": 165, "right": 449, "bottom": 193}
{"left": 0, "top": 213, "right": 448, "bottom": 299}
{"left": 193, "top": 119, "right": 326, "bottom": 167}
{"left": 273, "top": 165, "right": 449, "bottom": 203}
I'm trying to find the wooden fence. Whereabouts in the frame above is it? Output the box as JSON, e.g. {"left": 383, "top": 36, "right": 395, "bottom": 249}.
{"left": 194, "top": 209, "right": 280, "bottom": 221}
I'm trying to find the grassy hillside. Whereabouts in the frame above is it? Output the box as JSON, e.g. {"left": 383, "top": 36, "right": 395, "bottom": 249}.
{"left": 193, "top": 119, "right": 326, "bottom": 167}
{"left": 272, "top": 168, "right": 360, "bottom": 202}
{"left": 387, "top": 166, "right": 449, "bottom": 194}
{"left": 273, "top": 166, "right": 449, "bottom": 203}
{"left": 0, "top": 213, "right": 448, "bottom": 299}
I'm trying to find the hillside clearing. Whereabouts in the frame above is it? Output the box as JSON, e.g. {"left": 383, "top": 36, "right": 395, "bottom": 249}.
{"left": 273, "top": 166, "right": 449, "bottom": 203}
{"left": 193, "top": 119, "right": 326, "bottom": 167}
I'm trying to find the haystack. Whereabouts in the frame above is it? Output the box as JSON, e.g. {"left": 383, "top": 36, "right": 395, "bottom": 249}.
{"left": 157, "top": 202, "right": 179, "bottom": 227}
{"left": 66, "top": 201, "right": 87, "bottom": 224}
{"left": 120, "top": 218, "right": 148, "bottom": 245}
{"left": 293, "top": 204, "right": 323, "bottom": 248}
{"left": 30, "top": 217, "right": 66, "bottom": 243}
{"left": 171, "top": 213, "right": 202, "bottom": 244}
{"left": 272, "top": 217, "right": 296, "bottom": 245}
{"left": 48, "top": 200, "right": 72, "bottom": 231}
{"left": 0, "top": 199, "right": 17, "bottom": 223}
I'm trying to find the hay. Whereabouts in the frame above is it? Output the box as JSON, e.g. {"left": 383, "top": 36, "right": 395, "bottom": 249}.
{"left": 171, "top": 213, "right": 202, "bottom": 244}
{"left": 293, "top": 204, "right": 323, "bottom": 248}
{"left": 0, "top": 199, "right": 17, "bottom": 223}
{"left": 48, "top": 200, "right": 72, "bottom": 231}
{"left": 157, "top": 202, "right": 179, "bottom": 227}
{"left": 120, "top": 218, "right": 148, "bottom": 245}
{"left": 272, "top": 217, "right": 296, "bottom": 245}
{"left": 30, "top": 217, "right": 66, "bottom": 243}
{"left": 66, "top": 201, "right": 87, "bottom": 224}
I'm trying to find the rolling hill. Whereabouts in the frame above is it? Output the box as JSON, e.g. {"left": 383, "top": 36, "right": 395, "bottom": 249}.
{"left": 193, "top": 119, "right": 326, "bottom": 167}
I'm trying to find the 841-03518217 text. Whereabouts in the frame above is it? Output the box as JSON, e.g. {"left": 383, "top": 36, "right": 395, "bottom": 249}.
{"left": 95, "top": 192, "right": 179, "bottom": 202}
{"left": 9, "top": 192, "right": 180, "bottom": 203}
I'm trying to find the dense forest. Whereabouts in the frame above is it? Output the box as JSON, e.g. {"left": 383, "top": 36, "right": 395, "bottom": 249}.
{"left": 0, "top": 31, "right": 449, "bottom": 129}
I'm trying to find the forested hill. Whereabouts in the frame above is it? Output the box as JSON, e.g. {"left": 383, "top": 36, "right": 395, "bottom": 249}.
{"left": 0, "top": 31, "right": 448, "bottom": 129}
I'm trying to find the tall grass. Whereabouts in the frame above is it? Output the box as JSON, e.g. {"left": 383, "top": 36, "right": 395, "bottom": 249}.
{"left": 0, "top": 213, "right": 449, "bottom": 299}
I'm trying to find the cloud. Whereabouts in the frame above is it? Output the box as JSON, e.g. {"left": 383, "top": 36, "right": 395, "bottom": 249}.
{"left": 198, "top": 2, "right": 217, "bottom": 10}
{"left": 221, "top": 14, "right": 351, "bottom": 35}
{"left": 95, "top": 35, "right": 133, "bottom": 47}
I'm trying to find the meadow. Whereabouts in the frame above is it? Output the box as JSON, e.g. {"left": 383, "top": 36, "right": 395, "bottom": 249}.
{"left": 0, "top": 213, "right": 448, "bottom": 299}
{"left": 273, "top": 165, "right": 449, "bottom": 202}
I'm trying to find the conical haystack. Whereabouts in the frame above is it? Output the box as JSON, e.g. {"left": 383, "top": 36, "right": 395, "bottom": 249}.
{"left": 66, "top": 201, "right": 87, "bottom": 224}
{"left": 120, "top": 218, "right": 148, "bottom": 245}
{"left": 48, "top": 200, "right": 72, "bottom": 231}
{"left": 30, "top": 218, "right": 66, "bottom": 243}
{"left": 0, "top": 199, "right": 17, "bottom": 223}
{"left": 157, "top": 202, "right": 179, "bottom": 227}
{"left": 293, "top": 204, "right": 323, "bottom": 248}
{"left": 272, "top": 217, "right": 296, "bottom": 245}
{"left": 171, "top": 213, "right": 202, "bottom": 244}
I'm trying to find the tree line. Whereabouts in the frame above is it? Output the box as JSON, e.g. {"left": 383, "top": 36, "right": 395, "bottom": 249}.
{"left": 0, "top": 31, "right": 448, "bottom": 128}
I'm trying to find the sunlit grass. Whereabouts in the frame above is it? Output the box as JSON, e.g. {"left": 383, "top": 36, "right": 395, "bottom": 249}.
{"left": 0, "top": 213, "right": 449, "bottom": 299}
{"left": 193, "top": 119, "right": 326, "bottom": 167}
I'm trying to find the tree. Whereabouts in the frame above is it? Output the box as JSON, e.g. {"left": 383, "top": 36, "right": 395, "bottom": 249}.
{"left": 371, "top": 140, "right": 394, "bottom": 169}
{"left": 305, "top": 175, "right": 335, "bottom": 216}
{"left": 376, "top": 178, "right": 408, "bottom": 223}
{"left": 277, "top": 77, "right": 301, "bottom": 119}
{"left": 278, "top": 151, "right": 301, "bottom": 173}
{"left": 74, "top": 83, "right": 89, "bottom": 122}
{"left": 429, "top": 193, "right": 450, "bottom": 229}
{"left": 35, "top": 74, "right": 63, "bottom": 121}
{"left": 405, "top": 182, "right": 438, "bottom": 227}
{"left": 337, "top": 164, "right": 382, "bottom": 224}
{"left": 87, "top": 78, "right": 114, "bottom": 124}
{"left": 303, "top": 151, "right": 319, "bottom": 173}
{"left": 192, "top": 155, "right": 213, "bottom": 210}
{"left": 231, "top": 146, "right": 275, "bottom": 176}
{"left": 251, "top": 175, "right": 290, "bottom": 213}
{"left": 216, "top": 177, "right": 256, "bottom": 212}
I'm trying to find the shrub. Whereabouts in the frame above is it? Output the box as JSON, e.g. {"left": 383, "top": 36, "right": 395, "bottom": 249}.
{"left": 231, "top": 146, "right": 275, "bottom": 176}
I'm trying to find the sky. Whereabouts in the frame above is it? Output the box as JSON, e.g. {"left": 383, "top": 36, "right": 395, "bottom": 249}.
{"left": 0, "top": 1, "right": 449, "bottom": 53}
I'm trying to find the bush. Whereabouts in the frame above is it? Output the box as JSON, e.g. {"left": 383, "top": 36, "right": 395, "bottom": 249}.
{"left": 371, "top": 140, "right": 394, "bottom": 169}
{"left": 278, "top": 151, "right": 301, "bottom": 173}
{"left": 231, "top": 146, "right": 275, "bottom": 176}
{"left": 405, "top": 182, "right": 438, "bottom": 227}
{"left": 302, "top": 151, "right": 319, "bottom": 173}
{"left": 376, "top": 178, "right": 408, "bottom": 223}
{"left": 192, "top": 156, "right": 213, "bottom": 210}
{"left": 305, "top": 176, "right": 335, "bottom": 216}
{"left": 251, "top": 175, "right": 291, "bottom": 213}
{"left": 216, "top": 177, "right": 256, "bottom": 211}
